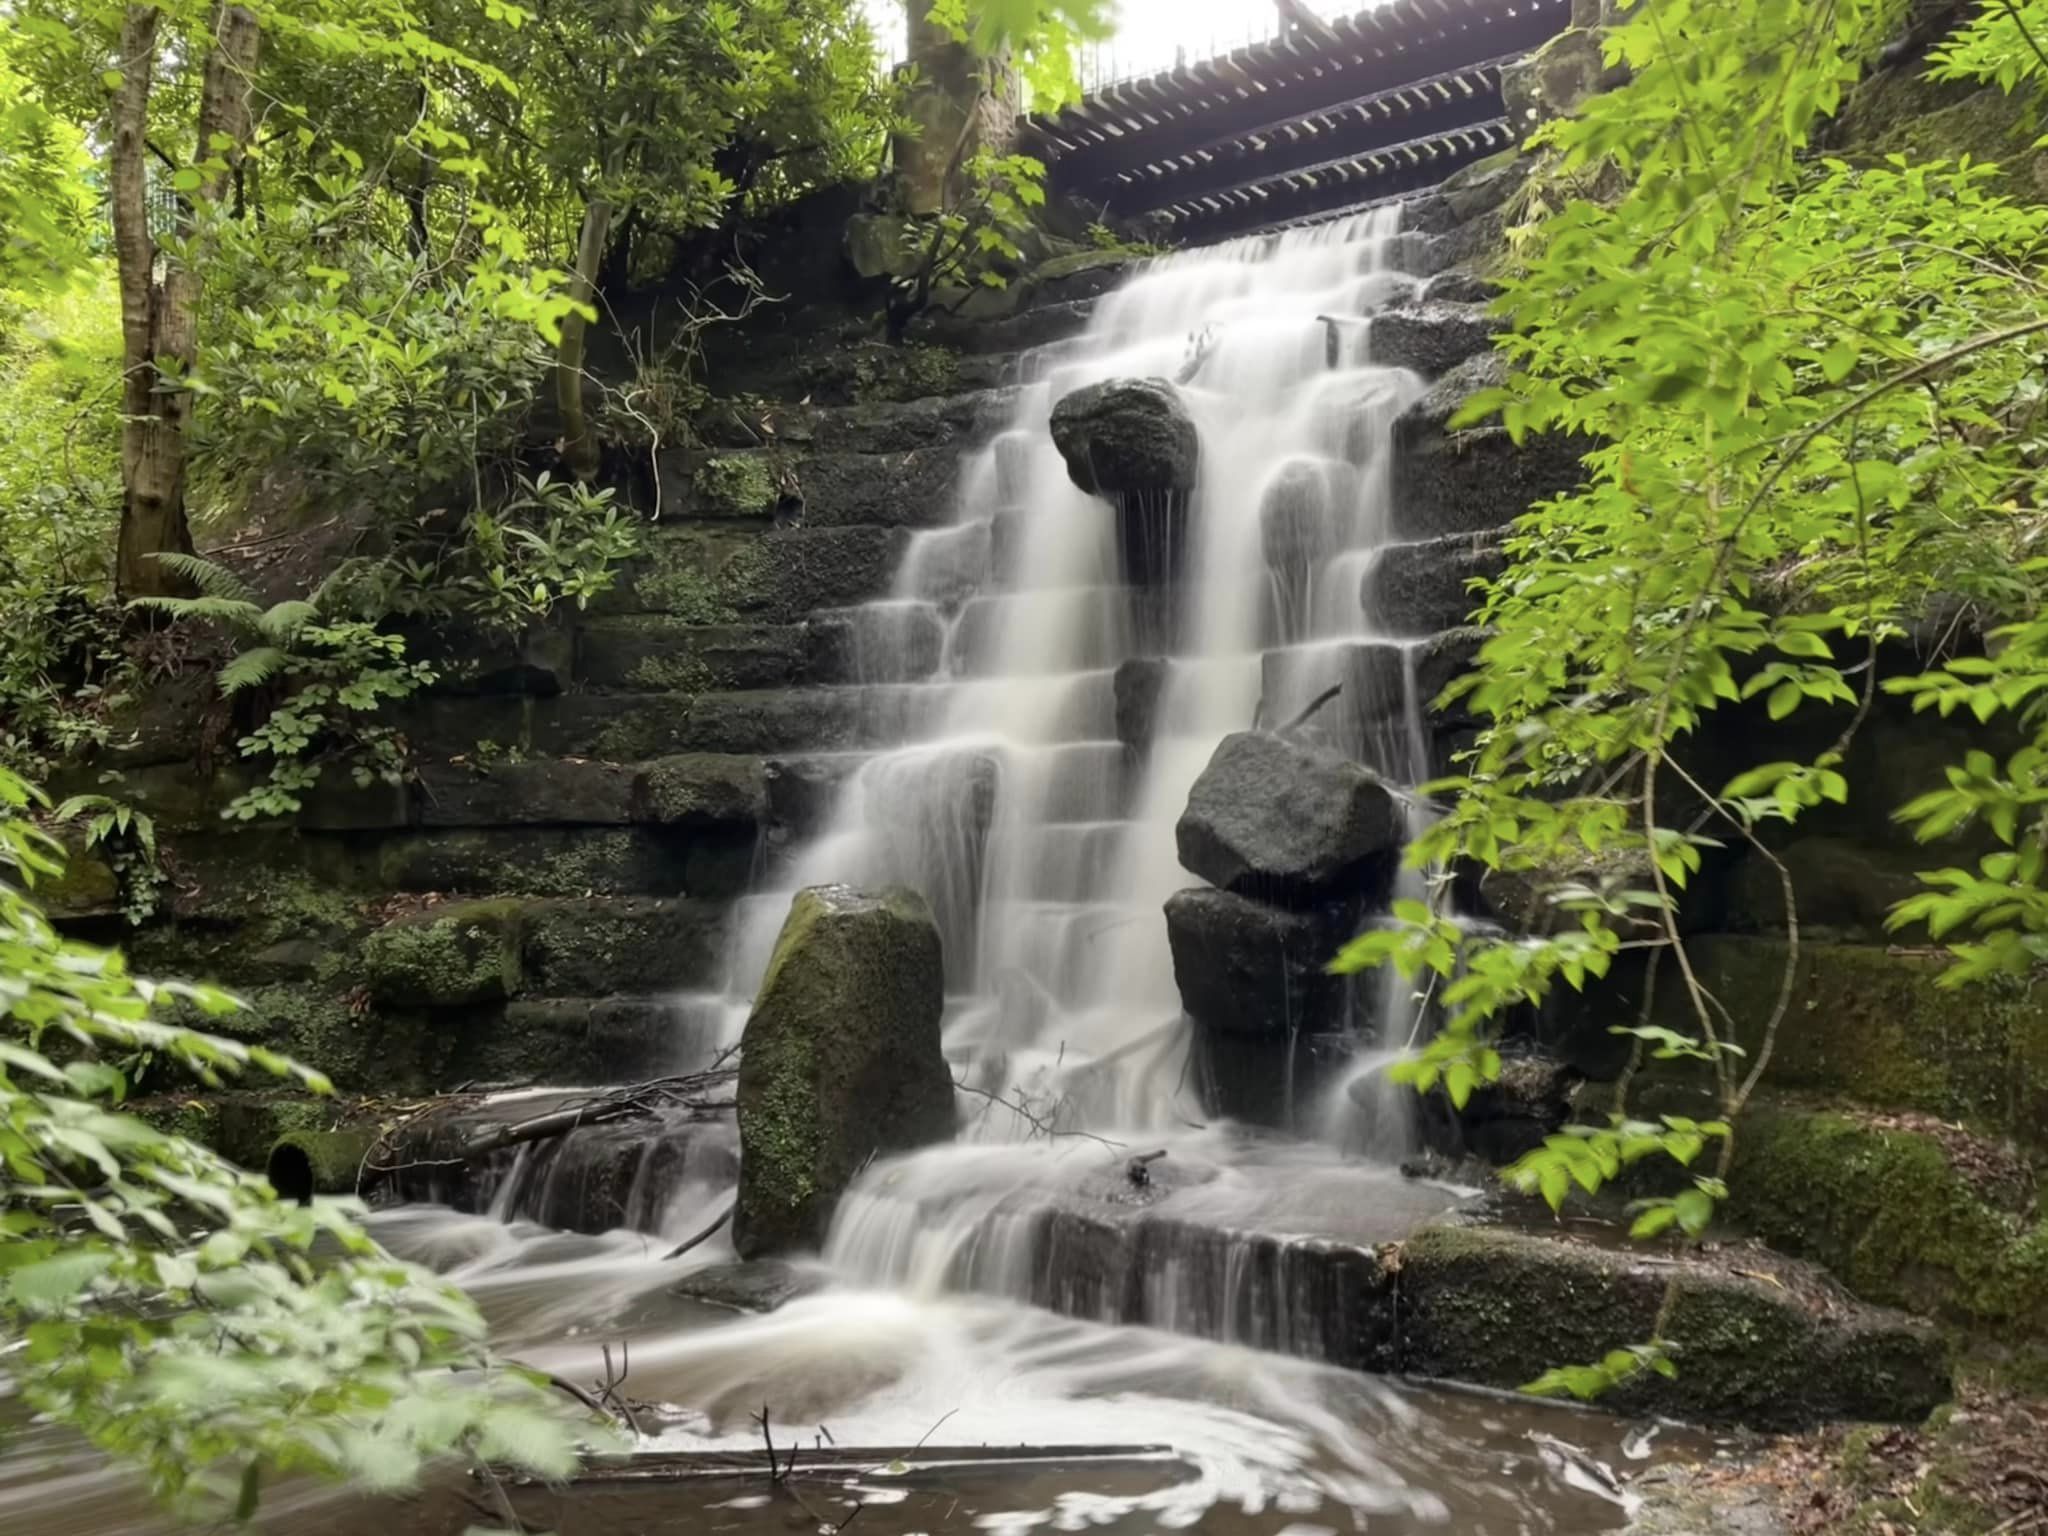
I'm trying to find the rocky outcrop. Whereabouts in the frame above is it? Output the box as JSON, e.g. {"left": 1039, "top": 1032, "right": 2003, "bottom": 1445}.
{"left": 1164, "top": 887, "right": 1351, "bottom": 1038}
{"left": 1176, "top": 730, "right": 1402, "bottom": 906}
{"left": 1362, "top": 532, "right": 1506, "bottom": 636}
{"left": 1049, "top": 378, "right": 1199, "bottom": 499}
{"left": 1367, "top": 302, "right": 1494, "bottom": 379}
{"left": 733, "top": 885, "right": 956, "bottom": 1257}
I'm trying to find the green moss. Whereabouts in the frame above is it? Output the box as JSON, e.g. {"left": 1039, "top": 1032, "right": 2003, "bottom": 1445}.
{"left": 266, "top": 1127, "right": 383, "bottom": 1198}
{"left": 625, "top": 653, "right": 713, "bottom": 693}
{"left": 1657, "top": 939, "right": 2048, "bottom": 1145}
{"left": 360, "top": 899, "right": 525, "bottom": 1007}
{"left": 1730, "top": 1100, "right": 2048, "bottom": 1332}
{"left": 1843, "top": 68, "right": 2046, "bottom": 202}
{"left": 692, "top": 454, "right": 778, "bottom": 518}
{"left": 1396, "top": 1221, "right": 1950, "bottom": 1426}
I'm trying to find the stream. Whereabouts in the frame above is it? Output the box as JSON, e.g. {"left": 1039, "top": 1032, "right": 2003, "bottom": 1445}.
{"left": 0, "top": 205, "right": 1726, "bottom": 1531}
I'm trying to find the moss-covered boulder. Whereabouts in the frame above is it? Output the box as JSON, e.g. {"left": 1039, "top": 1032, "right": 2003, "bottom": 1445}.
{"left": 1397, "top": 1222, "right": 1951, "bottom": 1427}
{"left": 361, "top": 899, "right": 524, "bottom": 1007}
{"left": 733, "top": 885, "right": 955, "bottom": 1257}
{"left": 1726, "top": 1098, "right": 2048, "bottom": 1336}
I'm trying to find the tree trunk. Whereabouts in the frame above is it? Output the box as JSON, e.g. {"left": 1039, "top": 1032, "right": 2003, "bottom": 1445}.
{"left": 113, "top": 2, "right": 260, "bottom": 599}
{"left": 555, "top": 191, "right": 613, "bottom": 483}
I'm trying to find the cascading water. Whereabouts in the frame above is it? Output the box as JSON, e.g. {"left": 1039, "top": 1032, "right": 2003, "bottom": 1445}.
{"left": 0, "top": 205, "right": 1707, "bottom": 1536}
{"left": 697, "top": 204, "right": 1445, "bottom": 1153}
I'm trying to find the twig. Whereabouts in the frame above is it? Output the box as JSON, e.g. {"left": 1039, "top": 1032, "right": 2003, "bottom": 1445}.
{"left": 953, "top": 1078, "right": 1125, "bottom": 1153}
{"left": 1276, "top": 683, "right": 1343, "bottom": 736}
{"left": 660, "top": 1197, "right": 734, "bottom": 1261}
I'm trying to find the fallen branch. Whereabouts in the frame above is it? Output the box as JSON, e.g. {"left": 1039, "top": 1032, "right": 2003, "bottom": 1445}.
{"left": 953, "top": 1078, "right": 1126, "bottom": 1153}
{"left": 360, "top": 1067, "right": 737, "bottom": 1180}
{"left": 661, "top": 1197, "right": 735, "bottom": 1261}
{"left": 1276, "top": 683, "right": 1342, "bottom": 736}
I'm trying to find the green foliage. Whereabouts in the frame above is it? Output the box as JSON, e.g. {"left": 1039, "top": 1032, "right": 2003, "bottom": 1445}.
{"left": 133, "top": 556, "right": 437, "bottom": 820}
{"left": 1329, "top": 0, "right": 2048, "bottom": 1399}
{"left": 0, "top": 766, "right": 589, "bottom": 1512}
{"left": 929, "top": 0, "right": 1114, "bottom": 111}
{"left": 1523, "top": 1341, "right": 1678, "bottom": 1402}
{"left": 887, "top": 150, "right": 1048, "bottom": 332}
{"left": 51, "top": 791, "right": 163, "bottom": 925}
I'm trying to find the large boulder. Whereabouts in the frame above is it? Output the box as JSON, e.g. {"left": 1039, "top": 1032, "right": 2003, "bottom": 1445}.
{"left": 1366, "top": 302, "right": 1495, "bottom": 379}
{"left": 1164, "top": 887, "right": 1351, "bottom": 1038}
{"left": 1362, "top": 533, "right": 1506, "bottom": 636}
{"left": 1048, "top": 377, "right": 1199, "bottom": 499}
{"left": 733, "top": 885, "right": 956, "bottom": 1257}
{"left": 1176, "top": 731, "right": 1403, "bottom": 906}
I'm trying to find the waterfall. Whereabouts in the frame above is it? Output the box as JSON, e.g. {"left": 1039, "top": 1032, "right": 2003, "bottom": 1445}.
{"left": 697, "top": 204, "right": 1441, "bottom": 1148}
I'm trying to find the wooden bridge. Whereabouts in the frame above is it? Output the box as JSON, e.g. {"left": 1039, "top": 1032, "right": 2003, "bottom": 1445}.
{"left": 1027, "top": 0, "right": 1572, "bottom": 242}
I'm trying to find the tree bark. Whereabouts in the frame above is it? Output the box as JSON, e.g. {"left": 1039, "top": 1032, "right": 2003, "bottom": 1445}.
{"left": 555, "top": 191, "right": 614, "bottom": 483}
{"left": 113, "top": 2, "right": 260, "bottom": 599}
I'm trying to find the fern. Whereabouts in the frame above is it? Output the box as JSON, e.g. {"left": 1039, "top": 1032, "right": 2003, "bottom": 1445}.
{"left": 217, "top": 646, "right": 289, "bottom": 695}
{"left": 144, "top": 551, "right": 259, "bottom": 606}
{"left": 126, "top": 594, "right": 264, "bottom": 629}
{"left": 256, "top": 600, "right": 318, "bottom": 641}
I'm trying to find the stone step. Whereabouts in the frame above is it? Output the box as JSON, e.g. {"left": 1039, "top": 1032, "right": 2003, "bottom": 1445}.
{"left": 369, "top": 825, "right": 754, "bottom": 900}
{"left": 659, "top": 446, "right": 960, "bottom": 529}
{"left": 573, "top": 617, "right": 813, "bottom": 692}
{"left": 696, "top": 386, "right": 1016, "bottom": 455}
{"left": 1366, "top": 300, "right": 1494, "bottom": 379}
{"left": 1391, "top": 422, "right": 1585, "bottom": 540}
{"left": 1360, "top": 532, "right": 1507, "bottom": 637}
{"left": 598, "top": 524, "right": 907, "bottom": 624}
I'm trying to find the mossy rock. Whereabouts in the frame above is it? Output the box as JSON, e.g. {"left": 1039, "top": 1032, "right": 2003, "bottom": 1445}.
{"left": 1397, "top": 1222, "right": 1950, "bottom": 1427}
{"left": 1658, "top": 939, "right": 2048, "bottom": 1145}
{"left": 1726, "top": 1098, "right": 2048, "bottom": 1334}
{"left": 733, "top": 884, "right": 956, "bottom": 1258}
{"left": 691, "top": 453, "right": 779, "bottom": 518}
{"left": 631, "top": 754, "right": 768, "bottom": 826}
{"left": 361, "top": 899, "right": 525, "bottom": 1007}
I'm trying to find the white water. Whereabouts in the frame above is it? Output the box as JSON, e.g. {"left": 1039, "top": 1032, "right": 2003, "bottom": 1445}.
{"left": 689, "top": 204, "right": 1446, "bottom": 1151}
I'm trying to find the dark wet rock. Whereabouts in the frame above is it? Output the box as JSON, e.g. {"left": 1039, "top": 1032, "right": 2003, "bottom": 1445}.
{"left": 734, "top": 885, "right": 955, "bottom": 1257}
{"left": 1367, "top": 302, "right": 1495, "bottom": 379}
{"left": 296, "top": 775, "right": 414, "bottom": 832}
{"left": 1411, "top": 627, "right": 1490, "bottom": 721}
{"left": 763, "top": 753, "right": 860, "bottom": 838}
{"left": 415, "top": 760, "right": 636, "bottom": 827}
{"left": 1113, "top": 658, "right": 1169, "bottom": 750}
{"left": 1361, "top": 533, "right": 1505, "bottom": 636}
{"left": 519, "top": 897, "right": 725, "bottom": 995}
{"left": 1049, "top": 377, "right": 1200, "bottom": 500}
{"left": 1439, "top": 1049, "right": 1581, "bottom": 1164}
{"left": 1164, "top": 887, "right": 1353, "bottom": 1038}
{"left": 630, "top": 754, "right": 769, "bottom": 827}
{"left": 806, "top": 604, "right": 946, "bottom": 685}
{"left": 1478, "top": 848, "right": 1657, "bottom": 936}
{"left": 671, "top": 1258, "right": 828, "bottom": 1313}
{"left": 411, "top": 623, "right": 573, "bottom": 698}
{"left": 1397, "top": 1223, "right": 1950, "bottom": 1427}
{"left": 1259, "top": 460, "right": 1355, "bottom": 629}
{"left": 1176, "top": 731, "right": 1402, "bottom": 906}
{"left": 1392, "top": 424, "right": 1586, "bottom": 540}
{"left": 806, "top": 388, "right": 1015, "bottom": 455}
{"left": 1721, "top": 837, "right": 1931, "bottom": 943}
{"left": 784, "top": 449, "right": 958, "bottom": 529}
{"left": 1396, "top": 350, "right": 1509, "bottom": 445}
{"left": 361, "top": 899, "right": 524, "bottom": 1007}
{"left": 913, "top": 296, "right": 1097, "bottom": 353}
{"left": 574, "top": 619, "right": 810, "bottom": 693}
{"left": 1400, "top": 151, "right": 1531, "bottom": 236}
{"left": 1419, "top": 269, "right": 1502, "bottom": 307}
